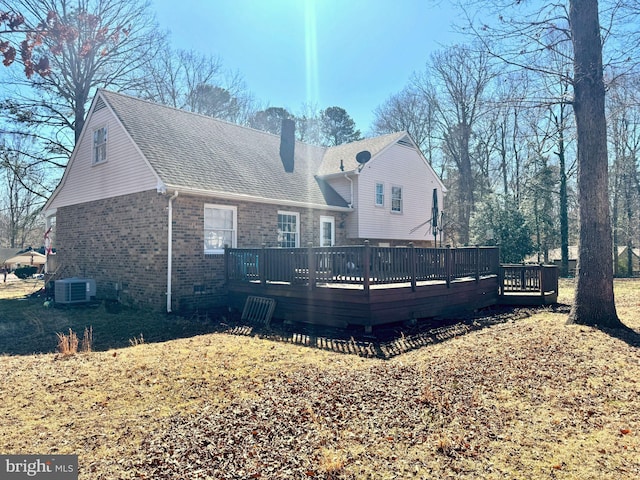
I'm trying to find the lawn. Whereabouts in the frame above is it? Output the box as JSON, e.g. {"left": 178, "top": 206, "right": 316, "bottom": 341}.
{"left": 0, "top": 278, "right": 639, "bottom": 479}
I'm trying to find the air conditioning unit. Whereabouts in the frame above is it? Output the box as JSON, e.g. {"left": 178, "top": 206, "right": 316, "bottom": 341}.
{"left": 55, "top": 278, "right": 96, "bottom": 304}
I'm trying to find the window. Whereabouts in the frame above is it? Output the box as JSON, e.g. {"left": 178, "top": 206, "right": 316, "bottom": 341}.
{"left": 277, "top": 211, "right": 299, "bottom": 248}
{"left": 375, "top": 182, "right": 384, "bottom": 207}
{"left": 93, "top": 126, "right": 107, "bottom": 164}
{"left": 391, "top": 186, "right": 403, "bottom": 213}
{"left": 204, "top": 204, "right": 236, "bottom": 254}
{"left": 320, "top": 216, "right": 335, "bottom": 247}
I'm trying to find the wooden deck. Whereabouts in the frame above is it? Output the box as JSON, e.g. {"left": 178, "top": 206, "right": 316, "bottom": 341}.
{"left": 225, "top": 244, "right": 558, "bottom": 330}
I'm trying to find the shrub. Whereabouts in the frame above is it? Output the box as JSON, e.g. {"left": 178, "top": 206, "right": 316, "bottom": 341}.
{"left": 14, "top": 266, "right": 38, "bottom": 279}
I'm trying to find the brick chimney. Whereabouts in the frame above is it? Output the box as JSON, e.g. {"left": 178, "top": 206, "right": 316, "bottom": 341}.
{"left": 280, "top": 118, "right": 295, "bottom": 173}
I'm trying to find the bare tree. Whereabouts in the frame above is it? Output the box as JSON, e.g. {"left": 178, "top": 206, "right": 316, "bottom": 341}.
{"left": 608, "top": 74, "right": 640, "bottom": 277}
{"left": 420, "top": 44, "right": 494, "bottom": 244}
{"left": 0, "top": 138, "right": 45, "bottom": 248}
{"left": 139, "top": 45, "right": 255, "bottom": 124}
{"left": 460, "top": 0, "right": 628, "bottom": 327}
{"left": 1, "top": 0, "right": 162, "bottom": 155}
{"left": 294, "top": 102, "right": 321, "bottom": 145}
{"left": 372, "top": 85, "right": 438, "bottom": 162}
{"left": 564, "top": 0, "right": 623, "bottom": 327}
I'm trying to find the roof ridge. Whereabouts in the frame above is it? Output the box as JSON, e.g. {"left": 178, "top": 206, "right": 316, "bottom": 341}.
{"left": 97, "top": 88, "right": 327, "bottom": 151}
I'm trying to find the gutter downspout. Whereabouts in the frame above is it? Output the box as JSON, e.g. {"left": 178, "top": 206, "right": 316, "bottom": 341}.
{"left": 166, "top": 190, "right": 179, "bottom": 313}
{"left": 343, "top": 173, "right": 354, "bottom": 208}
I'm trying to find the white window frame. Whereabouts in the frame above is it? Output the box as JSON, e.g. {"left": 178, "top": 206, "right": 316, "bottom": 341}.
{"left": 391, "top": 185, "right": 403, "bottom": 213}
{"left": 277, "top": 211, "right": 300, "bottom": 248}
{"left": 375, "top": 182, "right": 384, "bottom": 207}
{"left": 204, "top": 204, "right": 237, "bottom": 254}
{"left": 320, "top": 215, "right": 335, "bottom": 247}
{"left": 93, "top": 125, "right": 108, "bottom": 165}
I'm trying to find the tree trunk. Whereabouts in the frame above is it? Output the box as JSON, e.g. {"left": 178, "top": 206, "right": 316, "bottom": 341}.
{"left": 567, "top": 0, "right": 624, "bottom": 328}
{"left": 557, "top": 127, "right": 570, "bottom": 278}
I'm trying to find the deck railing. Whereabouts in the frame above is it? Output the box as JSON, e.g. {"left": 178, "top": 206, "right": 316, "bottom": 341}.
{"left": 499, "top": 263, "right": 559, "bottom": 295}
{"left": 225, "top": 243, "right": 501, "bottom": 292}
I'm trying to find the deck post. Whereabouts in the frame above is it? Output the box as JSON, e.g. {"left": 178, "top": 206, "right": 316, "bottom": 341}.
{"left": 539, "top": 264, "right": 544, "bottom": 297}
{"left": 445, "top": 245, "right": 452, "bottom": 288}
{"left": 363, "top": 240, "right": 371, "bottom": 296}
{"left": 409, "top": 242, "right": 417, "bottom": 292}
{"left": 475, "top": 245, "right": 480, "bottom": 283}
{"left": 307, "top": 242, "right": 316, "bottom": 290}
{"left": 260, "top": 243, "right": 266, "bottom": 286}
{"left": 224, "top": 244, "right": 229, "bottom": 284}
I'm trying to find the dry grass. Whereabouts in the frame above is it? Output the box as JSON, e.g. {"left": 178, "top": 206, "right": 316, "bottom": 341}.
{"left": 0, "top": 278, "right": 638, "bottom": 479}
{"left": 56, "top": 328, "right": 79, "bottom": 355}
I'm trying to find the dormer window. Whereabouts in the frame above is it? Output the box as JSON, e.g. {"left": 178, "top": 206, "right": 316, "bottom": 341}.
{"left": 93, "top": 126, "right": 107, "bottom": 164}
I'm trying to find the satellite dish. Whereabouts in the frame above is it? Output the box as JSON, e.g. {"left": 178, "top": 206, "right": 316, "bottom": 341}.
{"left": 355, "top": 150, "right": 371, "bottom": 164}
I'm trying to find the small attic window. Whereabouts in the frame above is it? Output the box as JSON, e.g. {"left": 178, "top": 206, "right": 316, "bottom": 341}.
{"left": 396, "top": 138, "right": 413, "bottom": 148}
{"left": 93, "top": 126, "right": 107, "bottom": 165}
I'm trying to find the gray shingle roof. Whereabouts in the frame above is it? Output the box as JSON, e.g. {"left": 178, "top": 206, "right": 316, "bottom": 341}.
{"left": 99, "top": 90, "right": 406, "bottom": 208}
{"left": 316, "top": 132, "right": 409, "bottom": 176}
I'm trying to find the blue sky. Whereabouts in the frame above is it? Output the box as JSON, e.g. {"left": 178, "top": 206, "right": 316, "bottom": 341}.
{"left": 152, "top": 0, "right": 462, "bottom": 133}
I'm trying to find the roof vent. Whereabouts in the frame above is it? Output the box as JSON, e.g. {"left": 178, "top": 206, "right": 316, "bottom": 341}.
{"left": 94, "top": 96, "right": 106, "bottom": 112}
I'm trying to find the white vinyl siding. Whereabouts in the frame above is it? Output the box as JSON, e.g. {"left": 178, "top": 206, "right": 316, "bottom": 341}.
{"left": 204, "top": 204, "right": 237, "bottom": 254}
{"left": 45, "top": 96, "right": 159, "bottom": 210}
{"left": 277, "top": 211, "right": 299, "bottom": 248}
{"left": 354, "top": 143, "right": 445, "bottom": 241}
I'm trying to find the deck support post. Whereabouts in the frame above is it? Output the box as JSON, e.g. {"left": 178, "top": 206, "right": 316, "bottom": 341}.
{"left": 363, "top": 240, "right": 371, "bottom": 296}
{"left": 539, "top": 264, "right": 544, "bottom": 298}
{"left": 224, "top": 244, "right": 229, "bottom": 284}
{"left": 475, "top": 245, "right": 480, "bottom": 283}
{"left": 307, "top": 242, "right": 316, "bottom": 290}
{"left": 445, "top": 245, "right": 452, "bottom": 288}
{"left": 260, "top": 243, "right": 266, "bottom": 286}
{"left": 409, "top": 242, "right": 416, "bottom": 292}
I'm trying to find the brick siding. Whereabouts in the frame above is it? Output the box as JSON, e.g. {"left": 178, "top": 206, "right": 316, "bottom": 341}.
{"left": 55, "top": 191, "right": 353, "bottom": 312}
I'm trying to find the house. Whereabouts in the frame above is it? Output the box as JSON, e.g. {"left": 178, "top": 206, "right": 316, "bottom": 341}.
{"left": 615, "top": 246, "right": 640, "bottom": 276}
{"left": 4, "top": 250, "right": 47, "bottom": 272}
{"left": 0, "top": 248, "right": 21, "bottom": 268}
{"left": 43, "top": 90, "right": 446, "bottom": 313}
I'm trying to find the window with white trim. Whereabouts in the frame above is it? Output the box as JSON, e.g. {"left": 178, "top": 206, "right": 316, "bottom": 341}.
{"left": 391, "top": 185, "right": 403, "bottom": 213}
{"left": 93, "top": 126, "right": 107, "bottom": 164}
{"left": 204, "top": 204, "right": 237, "bottom": 254}
{"left": 375, "top": 182, "right": 384, "bottom": 207}
{"left": 277, "top": 211, "right": 299, "bottom": 248}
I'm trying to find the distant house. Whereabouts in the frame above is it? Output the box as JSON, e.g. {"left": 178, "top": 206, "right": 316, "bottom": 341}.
{"left": 43, "top": 90, "right": 446, "bottom": 312}
{"left": 616, "top": 246, "right": 640, "bottom": 276}
{"left": 0, "top": 248, "right": 21, "bottom": 268}
{"left": 527, "top": 246, "right": 578, "bottom": 276}
{"left": 4, "top": 250, "right": 47, "bottom": 272}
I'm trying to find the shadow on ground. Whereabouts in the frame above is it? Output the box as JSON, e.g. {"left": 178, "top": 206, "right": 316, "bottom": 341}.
{"left": 0, "top": 287, "right": 574, "bottom": 358}
{"left": 219, "top": 303, "right": 573, "bottom": 359}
